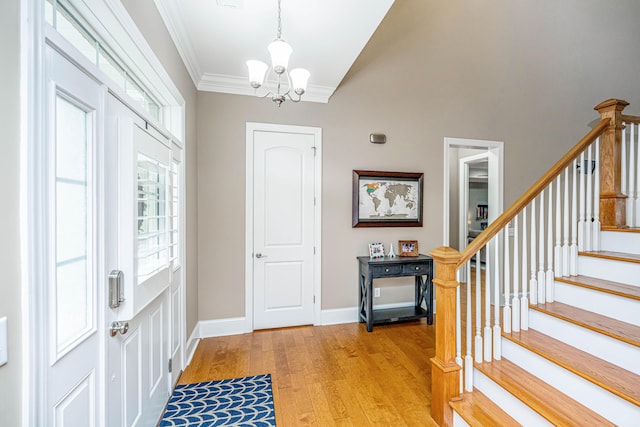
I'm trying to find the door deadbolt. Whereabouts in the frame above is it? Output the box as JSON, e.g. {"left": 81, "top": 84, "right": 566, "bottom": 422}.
{"left": 109, "top": 321, "right": 129, "bottom": 337}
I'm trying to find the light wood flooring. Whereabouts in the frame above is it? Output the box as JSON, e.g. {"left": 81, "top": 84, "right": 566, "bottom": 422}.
{"left": 179, "top": 321, "right": 439, "bottom": 426}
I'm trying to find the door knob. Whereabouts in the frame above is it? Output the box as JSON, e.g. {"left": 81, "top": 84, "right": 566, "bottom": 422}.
{"left": 255, "top": 253, "right": 268, "bottom": 258}
{"left": 109, "top": 321, "right": 129, "bottom": 337}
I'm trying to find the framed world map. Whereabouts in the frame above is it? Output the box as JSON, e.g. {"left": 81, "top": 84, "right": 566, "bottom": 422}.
{"left": 352, "top": 170, "right": 424, "bottom": 227}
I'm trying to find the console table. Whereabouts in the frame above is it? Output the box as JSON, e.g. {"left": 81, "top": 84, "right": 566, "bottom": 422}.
{"left": 357, "top": 254, "right": 434, "bottom": 332}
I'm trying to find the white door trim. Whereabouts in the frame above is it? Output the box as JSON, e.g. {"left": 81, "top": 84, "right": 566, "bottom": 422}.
{"left": 458, "top": 152, "right": 490, "bottom": 254}
{"left": 245, "top": 122, "right": 322, "bottom": 332}
{"left": 443, "top": 138, "right": 504, "bottom": 247}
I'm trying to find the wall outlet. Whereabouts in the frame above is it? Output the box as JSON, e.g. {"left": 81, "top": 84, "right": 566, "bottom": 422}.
{"left": 374, "top": 287, "right": 380, "bottom": 298}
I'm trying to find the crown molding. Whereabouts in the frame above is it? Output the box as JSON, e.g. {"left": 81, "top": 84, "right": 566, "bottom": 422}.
{"left": 198, "top": 72, "right": 334, "bottom": 103}
{"left": 153, "top": 0, "right": 202, "bottom": 88}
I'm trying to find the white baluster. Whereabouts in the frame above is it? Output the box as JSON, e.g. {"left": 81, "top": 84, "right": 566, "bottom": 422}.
{"left": 593, "top": 138, "right": 601, "bottom": 250}
{"left": 484, "top": 241, "right": 492, "bottom": 362}
{"left": 628, "top": 124, "right": 636, "bottom": 227}
{"left": 546, "top": 183, "right": 554, "bottom": 302}
{"left": 530, "top": 198, "right": 538, "bottom": 305}
{"left": 585, "top": 145, "right": 593, "bottom": 251}
{"left": 570, "top": 159, "right": 578, "bottom": 276}
{"left": 512, "top": 215, "right": 520, "bottom": 332}
{"left": 521, "top": 206, "right": 529, "bottom": 330}
{"left": 456, "top": 283, "right": 463, "bottom": 393}
{"left": 475, "top": 254, "right": 482, "bottom": 363}
{"left": 493, "top": 234, "right": 501, "bottom": 360}
{"left": 622, "top": 125, "right": 628, "bottom": 198}
{"left": 578, "top": 152, "right": 586, "bottom": 251}
{"left": 635, "top": 124, "right": 640, "bottom": 226}
{"left": 538, "top": 191, "right": 546, "bottom": 303}
{"left": 504, "top": 225, "right": 511, "bottom": 333}
{"left": 464, "top": 260, "right": 473, "bottom": 392}
{"left": 554, "top": 176, "right": 563, "bottom": 278}
{"left": 562, "top": 168, "right": 570, "bottom": 276}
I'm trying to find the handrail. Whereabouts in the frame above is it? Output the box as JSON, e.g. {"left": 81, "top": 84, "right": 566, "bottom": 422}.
{"left": 622, "top": 114, "right": 640, "bottom": 124}
{"left": 457, "top": 118, "right": 611, "bottom": 268}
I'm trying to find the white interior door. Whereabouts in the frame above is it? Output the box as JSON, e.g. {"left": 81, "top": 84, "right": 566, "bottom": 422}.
{"left": 250, "top": 125, "right": 319, "bottom": 330}
{"left": 43, "top": 44, "right": 104, "bottom": 427}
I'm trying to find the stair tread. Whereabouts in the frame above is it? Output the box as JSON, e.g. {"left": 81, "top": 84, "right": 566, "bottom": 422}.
{"left": 505, "top": 328, "right": 640, "bottom": 406}
{"left": 555, "top": 275, "right": 640, "bottom": 300}
{"left": 579, "top": 250, "right": 640, "bottom": 264}
{"left": 450, "top": 388, "right": 522, "bottom": 427}
{"left": 602, "top": 227, "right": 640, "bottom": 233}
{"left": 531, "top": 301, "right": 640, "bottom": 346}
{"left": 475, "top": 358, "right": 615, "bottom": 427}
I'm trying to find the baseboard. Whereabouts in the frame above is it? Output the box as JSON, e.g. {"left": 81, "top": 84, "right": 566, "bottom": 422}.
{"left": 320, "top": 307, "right": 359, "bottom": 325}
{"left": 198, "top": 317, "right": 249, "bottom": 338}
{"left": 185, "top": 324, "right": 200, "bottom": 366}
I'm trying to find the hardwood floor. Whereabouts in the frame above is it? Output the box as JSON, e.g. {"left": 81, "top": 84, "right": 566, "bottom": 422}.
{"left": 179, "top": 321, "right": 439, "bottom": 426}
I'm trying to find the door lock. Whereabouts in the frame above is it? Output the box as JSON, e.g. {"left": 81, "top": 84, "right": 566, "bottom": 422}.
{"left": 109, "top": 321, "right": 129, "bottom": 337}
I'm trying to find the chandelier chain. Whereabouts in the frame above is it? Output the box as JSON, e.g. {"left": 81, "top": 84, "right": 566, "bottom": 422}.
{"left": 276, "top": 0, "right": 282, "bottom": 39}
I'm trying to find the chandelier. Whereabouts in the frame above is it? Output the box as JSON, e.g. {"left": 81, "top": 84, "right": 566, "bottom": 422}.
{"left": 246, "top": 0, "right": 310, "bottom": 107}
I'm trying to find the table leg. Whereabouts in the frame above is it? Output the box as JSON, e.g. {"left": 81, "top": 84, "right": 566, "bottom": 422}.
{"left": 359, "top": 273, "right": 366, "bottom": 323}
{"left": 366, "top": 276, "right": 373, "bottom": 332}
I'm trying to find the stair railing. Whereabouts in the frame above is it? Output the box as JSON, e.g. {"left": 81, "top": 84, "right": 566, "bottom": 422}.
{"left": 429, "top": 99, "right": 634, "bottom": 426}
{"left": 622, "top": 113, "right": 640, "bottom": 227}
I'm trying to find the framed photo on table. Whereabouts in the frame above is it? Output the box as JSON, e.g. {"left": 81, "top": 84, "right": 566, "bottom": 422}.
{"left": 399, "top": 240, "right": 419, "bottom": 257}
{"left": 352, "top": 170, "right": 424, "bottom": 228}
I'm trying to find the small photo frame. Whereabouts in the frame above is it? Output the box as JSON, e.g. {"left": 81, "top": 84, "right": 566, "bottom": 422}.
{"left": 369, "top": 242, "right": 385, "bottom": 259}
{"left": 399, "top": 240, "right": 419, "bottom": 257}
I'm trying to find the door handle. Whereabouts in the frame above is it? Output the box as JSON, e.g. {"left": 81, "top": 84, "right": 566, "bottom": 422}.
{"left": 255, "top": 253, "right": 268, "bottom": 258}
{"left": 109, "top": 321, "right": 129, "bottom": 337}
{"left": 108, "top": 270, "right": 125, "bottom": 309}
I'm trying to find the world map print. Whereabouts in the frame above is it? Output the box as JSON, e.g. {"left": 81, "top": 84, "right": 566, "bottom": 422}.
{"left": 359, "top": 179, "right": 419, "bottom": 219}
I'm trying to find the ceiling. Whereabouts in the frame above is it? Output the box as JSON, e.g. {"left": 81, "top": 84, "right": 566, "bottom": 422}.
{"left": 153, "top": 0, "right": 395, "bottom": 103}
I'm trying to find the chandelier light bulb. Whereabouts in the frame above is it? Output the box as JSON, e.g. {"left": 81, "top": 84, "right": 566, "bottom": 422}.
{"left": 246, "top": 60, "right": 268, "bottom": 88}
{"left": 268, "top": 39, "right": 292, "bottom": 74}
{"left": 290, "top": 68, "right": 310, "bottom": 94}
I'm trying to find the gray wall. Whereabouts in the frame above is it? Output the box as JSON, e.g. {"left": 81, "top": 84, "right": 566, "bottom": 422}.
{"left": 196, "top": 0, "right": 640, "bottom": 320}
{"left": 0, "top": 0, "right": 21, "bottom": 424}
{"left": 122, "top": 0, "right": 200, "bottom": 337}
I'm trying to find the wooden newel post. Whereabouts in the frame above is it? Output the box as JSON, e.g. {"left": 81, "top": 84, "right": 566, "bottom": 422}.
{"left": 429, "top": 246, "right": 462, "bottom": 426}
{"left": 594, "top": 99, "right": 629, "bottom": 229}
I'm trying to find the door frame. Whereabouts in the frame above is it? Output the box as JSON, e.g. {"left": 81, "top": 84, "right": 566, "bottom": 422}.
{"left": 245, "top": 122, "right": 322, "bottom": 332}
{"left": 443, "top": 138, "right": 504, "bottom": 247}
{"left": 458, "top": 152, "right": 490, "bottom": 255}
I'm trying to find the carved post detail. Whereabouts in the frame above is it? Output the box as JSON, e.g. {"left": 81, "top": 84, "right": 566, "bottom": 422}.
{"left": 429, "top": 246, "right": 462, "bottom": 426}
{"left": 594, "top": 99, "right": 629, "bottom": 228}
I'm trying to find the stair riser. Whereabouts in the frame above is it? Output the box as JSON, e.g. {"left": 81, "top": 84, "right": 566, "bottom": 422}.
{"left": 577, "top": 256, "right": 640, "bottom": 286}
{"left": 452, "top": 412, "right": 471, "bottom": 427}
{"left": 473, "top": 369, "right": 553, "bottom": 427}
{"left": 600, "top": 231, "right": 640, "bottom": 255}
{"left": 502, "top": 339, "right": 640, "bottom": 425}
{"left": 529, "top": 309, "right": 640, "bottom": 375}
{"left": 554, "top": 281, "right": 640, "bottom": 326}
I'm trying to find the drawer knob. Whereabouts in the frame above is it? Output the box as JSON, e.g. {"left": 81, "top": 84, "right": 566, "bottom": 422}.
{"left": 385, "top": 268, "right": 389, "bottom": 272}
{"left": 415, "top": 266, "right": 420, "bottom": 270}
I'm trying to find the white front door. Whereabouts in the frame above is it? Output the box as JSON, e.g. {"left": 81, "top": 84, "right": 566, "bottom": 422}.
{"left": 104, "top": 95, "right": 172, "bottom": 426}
{"left": 42, "top": 44, "right": 104, "bottom": 427}
{"left": 249, "top": 124, "right": 320, "bottom": 330}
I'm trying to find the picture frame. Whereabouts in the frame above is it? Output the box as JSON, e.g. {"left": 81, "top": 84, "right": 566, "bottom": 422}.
{"left": 352, "top": 170, "right": 424, "bottom": 228}
{"left": 368, "top": 242, "right": 385, "bottom": 259}
{"left": 398, "top": 240, "right": 419, "bottom": 257}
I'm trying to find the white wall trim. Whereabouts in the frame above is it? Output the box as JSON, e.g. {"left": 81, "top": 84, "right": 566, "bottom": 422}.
{"left": 320, "top": 308, "right": 360, "bottom": 326}
{"left": 184, "top": 324, "right": 200, "bottom": 366}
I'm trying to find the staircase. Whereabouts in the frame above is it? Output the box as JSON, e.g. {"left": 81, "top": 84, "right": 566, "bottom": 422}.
{"left": 429, "top": 99, "right": 640, "bottom": 426}
{"left": 451, "top": 228, "right": 640, "bottom": 426}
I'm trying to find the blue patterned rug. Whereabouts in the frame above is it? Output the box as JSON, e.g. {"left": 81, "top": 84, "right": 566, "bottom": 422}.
{"left": 159, "top": 374, "right": 276, "bottom": 426}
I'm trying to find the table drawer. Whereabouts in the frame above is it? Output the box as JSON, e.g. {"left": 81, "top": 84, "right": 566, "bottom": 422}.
{"left": 402, "top": 263, "right": 429, "bottom": 275}
{"left": 370, "top": 265, "right": 403, "bottom": 277}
